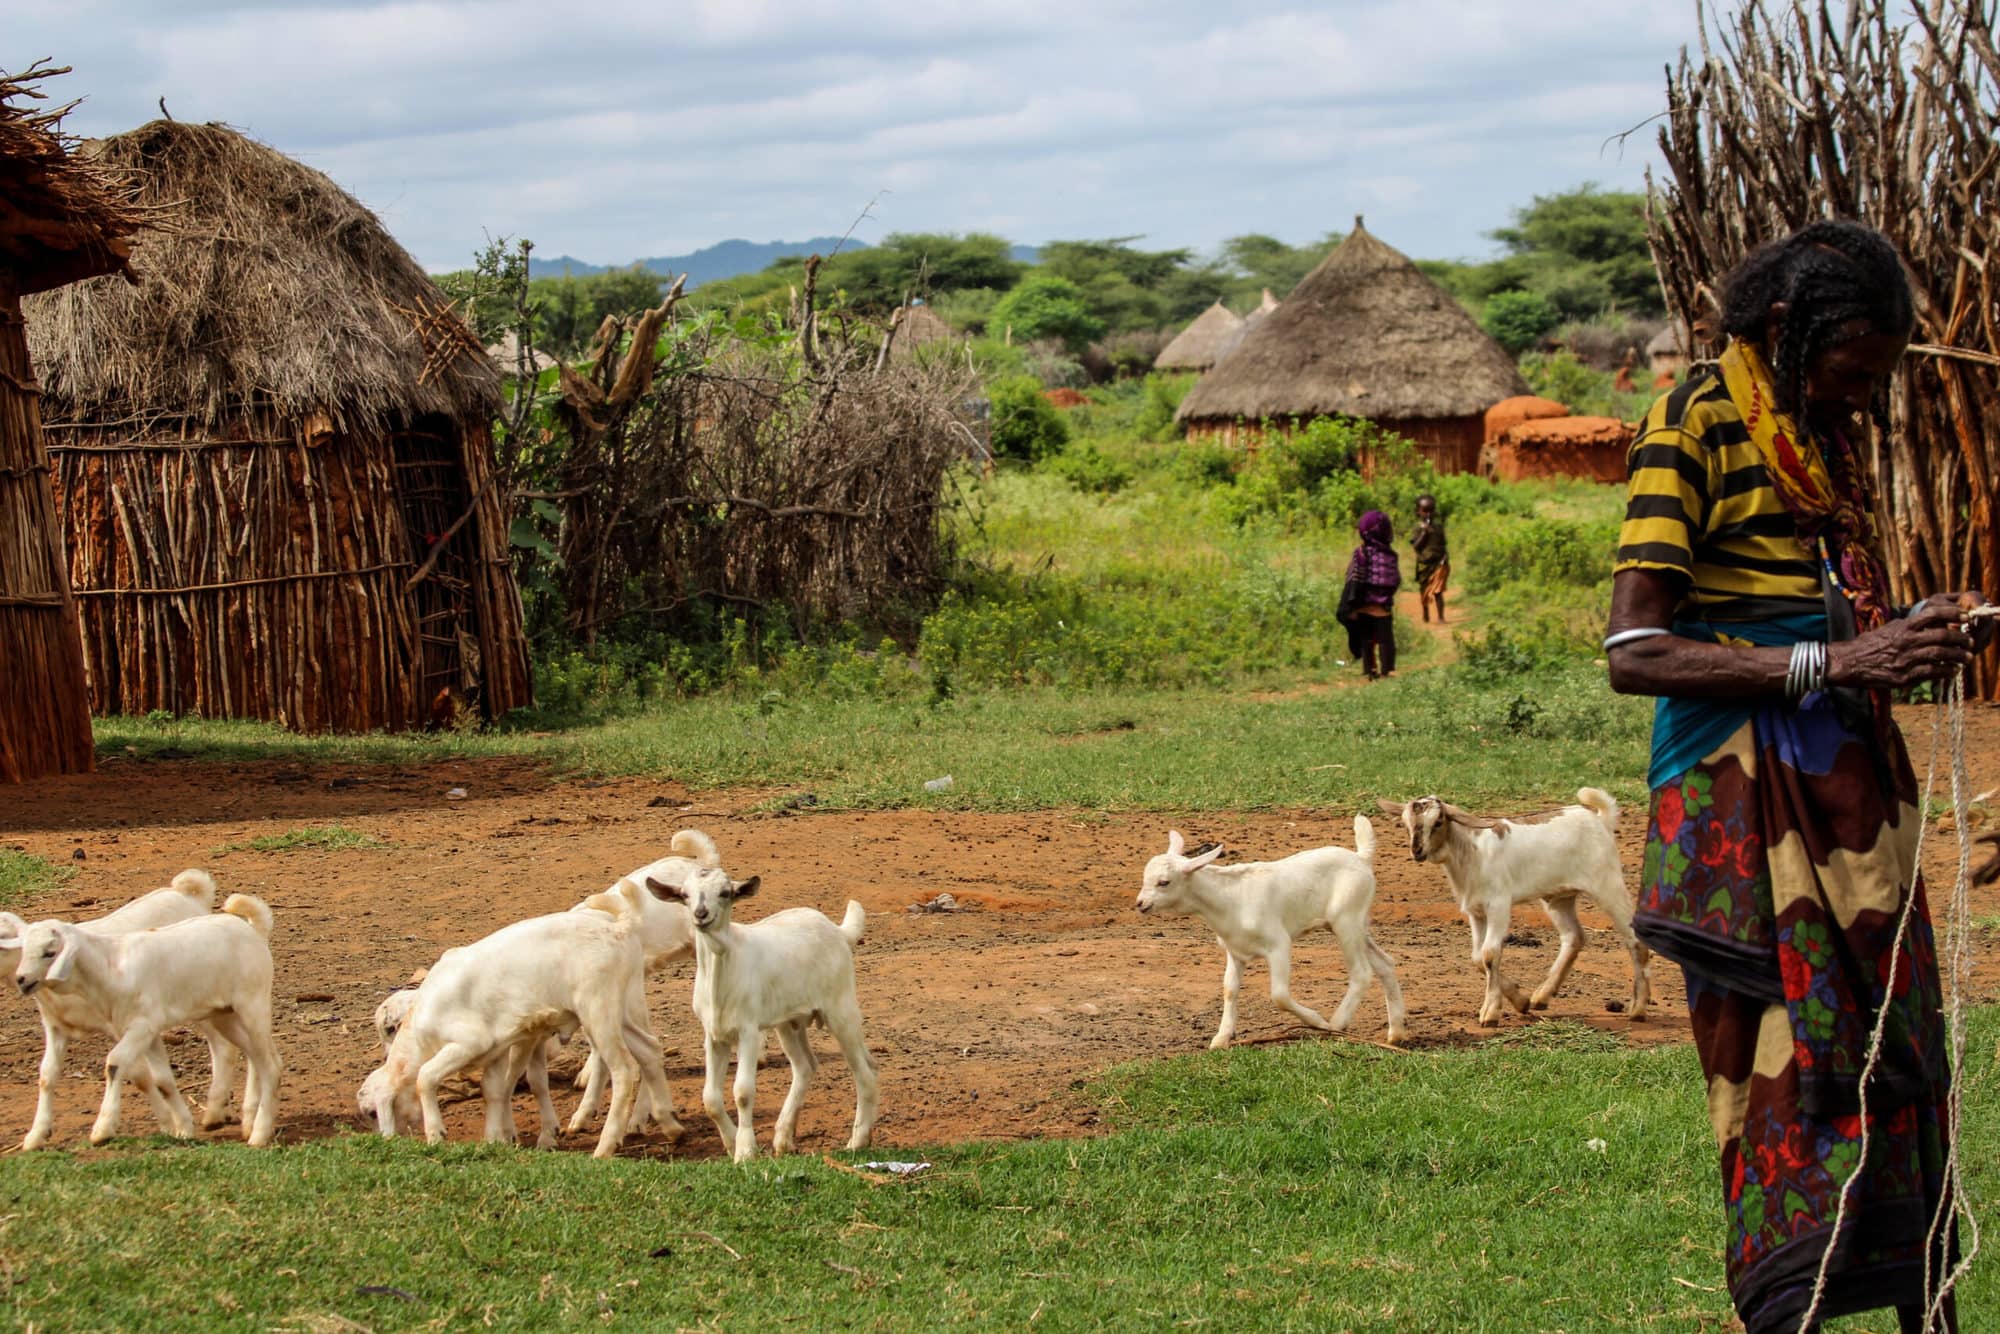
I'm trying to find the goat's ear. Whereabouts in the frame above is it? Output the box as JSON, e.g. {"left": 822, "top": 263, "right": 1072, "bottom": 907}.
{"left": 45, "top": 927, "right": 80, "bottom": 984}
{"left": 0, "top": 912, "right": 24, "bottom": 950}
{"left": 1374, "top": 799, "right": 1405, "bottom": 816}
{"left": 728, "top": 876, "right": 760, "bottom": 900}
{"left": 1185, "top": 843, "right": 1225, "bottom": 871}
{"left": 645, "top": 876, "right": 688, "bottom": 903}
{"left": 1166, "top": 829, "right": 1185, "bottom": 857}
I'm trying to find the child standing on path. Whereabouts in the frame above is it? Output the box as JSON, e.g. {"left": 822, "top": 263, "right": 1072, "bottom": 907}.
{"left": 1412, "top": 493, "right": 1449, "bottom": 623}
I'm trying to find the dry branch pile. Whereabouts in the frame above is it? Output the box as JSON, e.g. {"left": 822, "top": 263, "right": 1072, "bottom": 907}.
{"left": 1648, "top": 0, "right": 2000, "bottom": 694}
{"left": 541, "top": 288, "right": 978, "bottom": 644}
{"left": 0, "top": 63, "right": 143, "bottom": 782}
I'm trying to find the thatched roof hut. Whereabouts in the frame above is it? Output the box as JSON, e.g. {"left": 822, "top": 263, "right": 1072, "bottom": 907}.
{"left": 1646, "top": 323, "right": 1688, "bottom": 378}
{"left": 24, "top": 119, "right": 531, "bottom": 732}
{"left": 888, "top": 302, "right": 960, "bottom": 364}
{"left": 1153, "top": 300, "right": 1244, "bottom": 372}
{"left": 0, "top": 65, "right": 142, "bottom": 782}
{"left": 1177, "top": 220, "right": 1527, "bottom": 472}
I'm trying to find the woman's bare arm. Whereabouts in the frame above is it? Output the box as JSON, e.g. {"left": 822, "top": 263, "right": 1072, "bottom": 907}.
{"left": 1605, "top": 568, "right": 1977, "bottom": 698}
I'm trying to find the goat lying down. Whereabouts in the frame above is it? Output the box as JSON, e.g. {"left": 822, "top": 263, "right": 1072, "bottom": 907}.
{"left": 1382, "top": 788, "right": 1651, "bottom": 1026}
{"left": 1138, "top": 817, "right": 1408, "bottom": 1048}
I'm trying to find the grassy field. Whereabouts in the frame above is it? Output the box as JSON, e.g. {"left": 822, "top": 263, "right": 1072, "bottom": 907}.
{"left": 1, "top": 1014, "right": 1990, "bottom": 1332}
{"left": 93, "top": 441, "right": 1639, "bottom": 814}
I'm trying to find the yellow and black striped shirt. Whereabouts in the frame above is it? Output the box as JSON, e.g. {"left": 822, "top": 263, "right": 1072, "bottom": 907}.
{"left": 1615, "top": 367, "right": 1822, "bottom": 624}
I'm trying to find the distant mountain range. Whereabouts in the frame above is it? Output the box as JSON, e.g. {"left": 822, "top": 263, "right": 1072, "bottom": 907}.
{"left": 526, "top": 238, "right": 1041, "bottom": 288}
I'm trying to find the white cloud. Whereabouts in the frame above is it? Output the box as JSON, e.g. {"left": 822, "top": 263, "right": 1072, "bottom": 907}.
{"left": 11, "top": 0, "right": 1717, "bottom": 268}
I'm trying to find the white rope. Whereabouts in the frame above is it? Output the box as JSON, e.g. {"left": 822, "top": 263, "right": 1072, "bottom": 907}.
{"left": 1794, "top": 653, "right": 1984, "bottom": 1333}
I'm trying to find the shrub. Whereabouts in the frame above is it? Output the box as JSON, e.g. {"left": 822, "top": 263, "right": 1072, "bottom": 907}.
{"left": 1460, "top": 516, "right": 1613, "bottom": 593}
{"left": 1132, "top": 372, "right": 1194, "bottom": 442}
{"left": 1518, "top": 348, "right": 1655, "bottom": 419}
{"left": 990, "top": 274, "right": 1106, "bottom": 353}
{"left": 1046, "top": 440, "right": 1133, "bottom": 495}
{"left": 989, "top": 375, "right": 1072, "bottom": 462}
{"left": 1482, "top": 290, "right": 1561, "bottom": 354}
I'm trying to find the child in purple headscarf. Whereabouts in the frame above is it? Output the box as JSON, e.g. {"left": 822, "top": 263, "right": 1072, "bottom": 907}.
{"left": 1337, "top": 509, "right": 1400, "bottom": 679}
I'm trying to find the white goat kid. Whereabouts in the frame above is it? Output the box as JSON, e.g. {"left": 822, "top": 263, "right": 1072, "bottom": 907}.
{"left": 1383, "top": 788, "right": 1651, "bottom": 1026}
{"left": 11, "top": 893, "right": 282, "bottom": 1146}
{"left": 1138, "top": 818, "right": 1409, "bottom": 1048}
{"left": 646, "top": 872, "right": 876, "bottom": 1164}
{"left": 365, "top": 887, "right": 677, "bottom": 1158}
{"left": 564, "top": 832, "right": 707, "bottom": 1134}
{"left": 0, "top": 870, "right": 248, "bottom": 1148}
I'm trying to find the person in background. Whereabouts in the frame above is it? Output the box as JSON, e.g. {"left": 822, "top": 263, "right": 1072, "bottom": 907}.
{"left": 1604, "top": 220, "right": 1989, "bottom": 1334}
{"left": 1338, "top": 509, "right": 1400, "bottom": 680}
{"left": 1411, "top": 494, "right": 1449, "bottom": 623}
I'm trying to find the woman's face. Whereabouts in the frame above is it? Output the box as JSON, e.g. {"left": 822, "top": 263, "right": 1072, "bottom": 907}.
{"left": 1768, "top": 309, "right": 1908, "bottom": 433}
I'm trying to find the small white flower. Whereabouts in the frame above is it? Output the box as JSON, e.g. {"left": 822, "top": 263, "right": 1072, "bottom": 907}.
{"left": 1585, "top": 1137, "right": 1608, "bottom": 1154}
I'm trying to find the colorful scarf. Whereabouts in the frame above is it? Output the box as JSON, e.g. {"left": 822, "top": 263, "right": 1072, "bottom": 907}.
{"left": 1346, "top": 510, "right": 1400, "bottom": 590}
{"left": 1718, "top": 340, "right": 1893, "bottom": 634}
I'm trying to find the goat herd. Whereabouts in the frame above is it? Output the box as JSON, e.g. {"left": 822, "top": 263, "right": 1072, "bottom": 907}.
{"left": 0, "top": 788, "right": 1654, "bottom": 1162}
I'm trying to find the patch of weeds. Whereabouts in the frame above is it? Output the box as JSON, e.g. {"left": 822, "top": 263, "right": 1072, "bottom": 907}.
{"left": 217, "top": 824, "right": 388, "bottom": 855}
{"left": 0, "top": 849, "right": 74, "bottom": 907}
{"left": 1488, "top": 1020, "right": 1626, "bottom": 1054}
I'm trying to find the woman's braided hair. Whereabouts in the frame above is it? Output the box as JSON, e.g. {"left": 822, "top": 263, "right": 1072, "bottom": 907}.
{"left": 1717, "top": 220, "right": 1914, "bottom": 424}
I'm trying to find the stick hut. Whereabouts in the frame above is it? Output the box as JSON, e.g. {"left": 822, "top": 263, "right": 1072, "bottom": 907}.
{"left": 1648, "top": 0, "right": 2000, "bottom": 695}
{"left": 0, "top": 65, "right": 142, "bottom": 782}
{"left": 24, "top": 119, "right": 531, "bottom": 731}
{"left": 1175, "top": 220, "right": 1526, "bottom": 471}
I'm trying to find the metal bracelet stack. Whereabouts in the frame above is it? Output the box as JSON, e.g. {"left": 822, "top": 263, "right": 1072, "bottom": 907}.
{"left": 1786, "top": 639, "right": 1828, "bottom": 699}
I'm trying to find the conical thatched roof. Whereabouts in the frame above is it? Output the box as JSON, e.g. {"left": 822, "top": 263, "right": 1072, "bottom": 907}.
{"left": 1154, "top": 300, "right": 1244, "bottom": 372}
{"left": 1646, "top": 323, "right": 1686, "bottom": 357}
{"left": 0, "top": 64, "right": 144, "bottom": 294}
{"left": 25, "top": 119, "right": 499, "bottom": 433}
{"left": 1178, "top": 220, "right": 1525, "bottom": 424}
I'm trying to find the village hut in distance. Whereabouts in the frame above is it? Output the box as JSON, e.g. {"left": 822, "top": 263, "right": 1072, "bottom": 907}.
{"left": 25, "top": 119, "right": 532, "bottom": 733}
{"left": 1176, "top": 219, "right": 1527, "bottom": 472}
{"left": 0, "top": 67, "right": 142, "bottom": 782}
{"left": 1153, "top": 300, "right": 1245, "bottom": 373}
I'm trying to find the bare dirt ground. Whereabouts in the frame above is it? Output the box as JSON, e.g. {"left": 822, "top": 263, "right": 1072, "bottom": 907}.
{"left": 3, "top": 703, "right": 1997, "bottom": 1162}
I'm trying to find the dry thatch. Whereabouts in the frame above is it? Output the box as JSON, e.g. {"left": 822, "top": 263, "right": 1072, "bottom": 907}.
{"left": 1154, "top": 300, "right": 1244, "bottom": 372}
{"left": 0, "top": 63, "right": 142, "bottom": 296}
{"left": 1178, "top": 220, "right": 1526, "bottom": 427}
{"left": 26, "top": 119, "right": 500, "bottom": 436}
{"left": 19, "top": 118, "right": 529, "bottom": 732}
{"left": 0, "top": 64, "right": 142, "bottom": 782}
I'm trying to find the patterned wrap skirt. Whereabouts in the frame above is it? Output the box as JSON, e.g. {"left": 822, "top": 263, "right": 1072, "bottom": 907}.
{"left": 1634, "top": 692, "right": 1955, "bottom": 1333}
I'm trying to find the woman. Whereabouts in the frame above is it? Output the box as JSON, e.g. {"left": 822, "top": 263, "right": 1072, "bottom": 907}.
{"left": 1339, "top": 509, "right": 1400, "bottom": 679}
{"left": 1605, "top": 221, "right": 1987, "bottom": 1333}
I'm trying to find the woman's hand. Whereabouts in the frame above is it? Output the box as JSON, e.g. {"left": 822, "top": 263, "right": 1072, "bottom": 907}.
{"left": 1828, "top": 601, "right": 1976, "bottom": 688}
{"left": 1912, "top": 591, "right": 1995, "bottom": 650}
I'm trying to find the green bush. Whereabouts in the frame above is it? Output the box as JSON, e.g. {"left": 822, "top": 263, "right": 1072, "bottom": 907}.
{"left": 1482, "top": 290, "right": 1561, "bottom": 354}
{"left": 1132, "top": 372, "right": 1194, "bottom": 442}
{"left": 988, "top": 375, "right": 1072, "bottom": 462}
{"left": 1046, "top": 441, "right": 1133, "bottom": 494}
{"left": 1460, "top": 516, "right": 1614, "bottom": 594}
{"left": 990, "top": 274, "right": 1106, "bottom": 353}
{"left": 1519, "top": 348, "right": 1655, "bottom": 419}
{"left": 1170, "top": 440, "right": 1238, "bottom": 487}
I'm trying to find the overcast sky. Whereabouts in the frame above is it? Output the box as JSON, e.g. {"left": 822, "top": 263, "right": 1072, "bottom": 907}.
{"left": 17, "top": 2, "right": 1713, "bottom": 272}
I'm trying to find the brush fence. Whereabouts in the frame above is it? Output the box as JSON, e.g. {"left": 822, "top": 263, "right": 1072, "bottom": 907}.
{"left": 44, "top": 409, "right": 530, "bottom": 733}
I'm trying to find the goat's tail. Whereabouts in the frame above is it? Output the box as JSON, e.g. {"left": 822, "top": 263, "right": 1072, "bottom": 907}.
{"left": 583, "top": 878, "right": 645, "bottom": 923}
{"left": 838, "top": 900, "right": 866, "bottom": 948}
{"left": 171, "top": 869, "right": 219, "bottom": 908}
{"left": 1576, "top": 787, "right": 1619, "bottom": 834}
{"left": 1351, "top": 814, "right": 1376, "bottom": 864}
{"left": 669, "top": 829, "right": 721, "bottom": 869}
{"left": 221, "top": 893, "right": 273, "bottom": 938}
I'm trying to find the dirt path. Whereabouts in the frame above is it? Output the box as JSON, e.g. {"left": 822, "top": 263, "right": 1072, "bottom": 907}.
{"left": 3, "top": 704, "right": 1996, "bottom": 1160}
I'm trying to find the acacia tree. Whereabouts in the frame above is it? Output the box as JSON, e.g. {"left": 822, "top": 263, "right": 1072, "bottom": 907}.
{"left": 1647, "top": 0, "right": 2000, "bottom": 694}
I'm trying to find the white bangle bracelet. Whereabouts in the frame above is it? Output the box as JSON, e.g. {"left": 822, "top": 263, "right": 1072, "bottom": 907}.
{"left": 1602, "top": 627, "right": 1672, "bottom": 652}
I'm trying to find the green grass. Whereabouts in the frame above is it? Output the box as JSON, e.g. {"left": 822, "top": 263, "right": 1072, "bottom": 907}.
{"left": 99, "top": 661, "right": 1652, "bottom": 813}
{"left": 215, "top": 824, "right": 390, "bottom": 855}
{"left": 5, "top": 1013, "right": 1993, "bottom": 1331}
{"left": 0, "top": 848, "right": 72, "bottom": 909}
